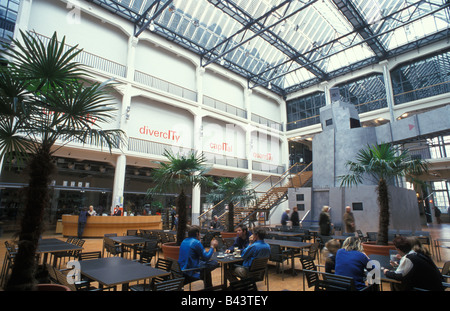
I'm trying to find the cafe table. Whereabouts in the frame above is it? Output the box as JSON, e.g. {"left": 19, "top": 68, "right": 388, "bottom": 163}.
{"left": 79, "top": 256, "right": 171, "bottom": 291}
{"left": 37, "top": 238, "right": 83, "bottom": 266}
{"left": 266, "top": 239, "right": 312, "bottom": 276}
{"left": 213, "top": 252, "right": 244, "bottom": 288}
{"left": 366, "top": 254, "right": 400, "bottom": 290}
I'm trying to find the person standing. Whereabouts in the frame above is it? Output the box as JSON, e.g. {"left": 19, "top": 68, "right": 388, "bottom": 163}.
{"left": 319, "top": 206, "right": 332, "bottom": 235}
{"left": 290, "top": 206, "right": 300, "bottom": 227}
{"left": 343, "top": 205, "right": 355, "bottom": 234}
{"left": 77, "top": 207, "right": 90, "bottom": 238}
{"left": 281, "top": 208, "right": 290, "bottom": 226}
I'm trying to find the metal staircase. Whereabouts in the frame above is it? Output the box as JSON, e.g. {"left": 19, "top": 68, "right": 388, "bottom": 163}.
{"left": 199, "top": 162, "right": 313, "bottom": 229}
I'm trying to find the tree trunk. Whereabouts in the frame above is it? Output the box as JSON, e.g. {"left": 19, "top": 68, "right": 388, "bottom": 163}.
{"left": 227, "top": 202, "right": 234, "bottom": 232}
{"left": 376, "top": 178, "right": 390, "bottom": 246}
{"left": 6, "top": 144, "right": 54, "bottom": 291}
{"left": 176, "top": 190, "right": 187, "bottom": 246}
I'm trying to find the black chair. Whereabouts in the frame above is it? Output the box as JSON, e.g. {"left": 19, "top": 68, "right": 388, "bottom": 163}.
{"left": 229, "top": 277, "right": 258, "bottom": 291}
{"left": 0, "top": 243, "right": 16, "bottom": 288}
{"left": 52, "top": 264, "right": 116, "bottom": 291}
{"left": 104, "top": 237, "right": 126, "bottom": 257}
{"left": 296, "top": 242, "right": 319, "bottom": 261}
{"left": 315, "top": 272, "right": 356, "bottom": 291}
{"left": 77, "top": 251, "right": 102, "bottom": 261}
{"left": 126, "top": 229, "right": 138, "bottom": 236}
{"left": 302, "top": 269, "right": 378, "bottom": 291}
{"left": 299, "top": 257, "right": 319, "bottom": 291}
{"left": 52, "top": 238, "right": 85, "bottom": 268}
{"left": 170, "top": 259, "right": 204, "bottom": 290}
{"left": 152, "top": 277, "right": 185, "bottom": 291}
{"left": 366, "top": 232, "right": 378, "bottom": 242}
{"left": 129, "top": 258, "right": 173, "bottom": 292}
{"left": 269, "top": 244, "right": 291, "bottom": 280}
{"left": 246, "top": 257, "right": 269, "bottom": 291}
{"left": 137, "top": 239, "right": 159, "bottom": 265}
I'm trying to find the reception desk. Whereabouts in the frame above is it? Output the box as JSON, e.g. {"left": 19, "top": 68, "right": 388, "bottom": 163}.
{"left": 61, "top": 215, "right": 162, "bottom": 237}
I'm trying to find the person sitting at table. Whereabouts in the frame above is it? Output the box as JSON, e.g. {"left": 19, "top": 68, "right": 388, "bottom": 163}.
{"left": 225, "top": 227, "right": 270, "bottom": 282}
{"left": 225, "top": 224, "right": 252, "bottom": 253}
{"left": 382, "top": 236, "right": 444, "bottom": 291}
{"left": 323, "top": 239, "right": 340, "bottom": 273}
{"left": 210, "top": 215, "right": 221, "bottom": 230}
{"left": 178, "top": 226, "right": 219, "bottom": 289}
{"left": 334, "top": 236, "right": 371, "bottom": 290}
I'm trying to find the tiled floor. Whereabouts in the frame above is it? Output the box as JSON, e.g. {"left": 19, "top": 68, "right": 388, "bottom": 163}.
{"left": 1, "top": 223, "right": 449, "bottom": 291}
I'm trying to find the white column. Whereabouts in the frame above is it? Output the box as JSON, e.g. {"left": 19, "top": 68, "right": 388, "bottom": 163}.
{"left": 191, "top": 66, "right": 205, "bottom": 225}
{"left": 191, "top": 113, "right": 203, "bottom": 225}
{"left": 112, "top": 154, "right": 126, "bottom": 214}
{"left": 380, "top": 60, "right": 396, "bottom": 123}
{"left": 15, "top": 0, "right": 32, "bottom": 35}
{"left": 244, "top": 88, "right": 253, "bottom": 172}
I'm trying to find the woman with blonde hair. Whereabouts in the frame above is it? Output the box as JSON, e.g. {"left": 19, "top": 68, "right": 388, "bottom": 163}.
{"left": 334, "top": 236, "right": 370, "bottom": 290}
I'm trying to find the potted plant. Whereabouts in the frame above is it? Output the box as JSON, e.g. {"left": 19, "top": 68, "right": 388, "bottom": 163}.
{"left": 147, "top": 150, "right": 212, "bottom": 259}
{"left": 206, "top": 176, "right": 256, "bottom": 237}
{"left": 0, "top": 31, "right": 124, "bottom": 291}
{"left": 338, "top": 143, "right": 427, "bottom": 254}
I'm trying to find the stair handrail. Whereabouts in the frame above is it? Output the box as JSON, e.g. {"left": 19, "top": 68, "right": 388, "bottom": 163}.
{"left": 198, "top": 162, "right": 313, "bottom": 226}
{"left": 299, "top": 209, "right": 311, "bottom": 227}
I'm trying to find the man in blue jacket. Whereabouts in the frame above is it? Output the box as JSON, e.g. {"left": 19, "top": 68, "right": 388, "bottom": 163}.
{"left": 178, "top": 226, "right": 219, "bottom": 289}
{"left": 225, "top": 227, "right": 270, "bottom": 282}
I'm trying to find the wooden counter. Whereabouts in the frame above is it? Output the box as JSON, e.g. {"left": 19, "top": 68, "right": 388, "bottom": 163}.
{"left": 61, "top": 215, "right": 162, "bottom": 237}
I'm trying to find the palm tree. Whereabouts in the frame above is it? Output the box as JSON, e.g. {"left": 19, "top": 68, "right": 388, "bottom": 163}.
{"left": 206, "top": 176, "right": 256, "bottom": 232}
{"left": 338, "top": 143, "right": 428, "bottom": 245}
{"left": 147, "top": 150, "right": 212, "bottom": 245}
{"left": 0, "top": 31, "right": 124, "bottom": 290}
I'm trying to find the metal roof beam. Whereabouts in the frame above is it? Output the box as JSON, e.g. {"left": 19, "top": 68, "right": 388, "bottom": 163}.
{"left": 331, "top": 0, "right": 386, "bottom": 59}
{"left": 201, "top": 0, "right": 292, "bottom": 65}
{"left": 250, "top": 1, "right": 450, "bottom": 91}
{"left": 204, "top": 0, "right": 326, "bottom": 80}
{"left": 134, "top": 0, "right": 173, "bottom": 37}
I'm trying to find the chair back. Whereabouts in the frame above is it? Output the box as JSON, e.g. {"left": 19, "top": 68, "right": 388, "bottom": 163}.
{"left": 300, "top": 258, "right": 319, "bottom": 288}
{"left": 155, "top": 258, "right": 173, "bottom": 272}
{"left": 317, "top": 273, "right": 356, "bottom": 291}
{"left": 307, "top": 243, "right": 319, "bottom": 260}
{"left": 77, "top": 251, "right": 102, "bottom": 261}
{"left": 126, "top": 229, "right": 138, "bottom": 236}
{"left": 248, "top": 257, "right": 269, "bottom": 282}
{"left": 229, "top": 278, "right": 258, "bottom": 291}
{"left": 269, "top": 244, "right": 283, "bottom": 262}
{"left": 153, "top": 277, "right": 185, "bottom": 291}
{"left": 54, "top": 268, "right": 77, "bottom": 291}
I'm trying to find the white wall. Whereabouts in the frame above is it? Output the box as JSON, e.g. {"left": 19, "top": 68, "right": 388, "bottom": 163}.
{"left": 129, "top": 97, "right": 194, "bottom": 148}
{"left": 135, "top": 40, "right": 196, "bottom": 91}
{"left": 203, "top": 70, "right": 245, "bottom": 109}
{"left": 251, "top": 92, "right": 281, "bottom": 123}
{"left": 29, "top": 0, "right": 128, "bottom": 65}
{"left": 202, "top": 117, "right": 246, "bottom": 159}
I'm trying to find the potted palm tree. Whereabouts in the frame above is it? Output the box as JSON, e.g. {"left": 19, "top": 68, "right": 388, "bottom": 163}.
{"left": 147, "top": 150, "right": 212, "bottom": 259}
{"left": 338, "top": 143, "right": 428, "bottom": 254}
{"left": 206, "top": 176, "right": 256, "bottom": 236}
{"left": 0, "top": 31, "right": 124, "bottom": 291}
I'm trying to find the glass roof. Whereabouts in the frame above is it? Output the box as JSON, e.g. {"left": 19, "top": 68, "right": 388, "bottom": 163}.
{"left": 92, "top": 0, "right": 450, "bottom": 96}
